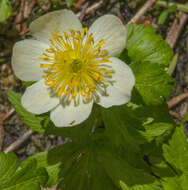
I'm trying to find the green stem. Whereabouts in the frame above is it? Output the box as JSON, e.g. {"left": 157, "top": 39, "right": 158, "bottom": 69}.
{"left": 156, "top": 1, "right": 188, "bottom": 13}
{"left": 167, "top": 54, "right": 178, "bottom": 76}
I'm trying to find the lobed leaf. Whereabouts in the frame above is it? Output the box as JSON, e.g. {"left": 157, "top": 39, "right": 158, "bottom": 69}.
{"left": 0, "top": 152, "right": 48, "bottom": 190}
{"left": 163, "top": 126, "right": 188, "bottom": 174}
{"left": 125, "top": 24, "right": 173, "bottom": 66}
{"left": 130, "top": 61, "right": 175, "bottom": 105}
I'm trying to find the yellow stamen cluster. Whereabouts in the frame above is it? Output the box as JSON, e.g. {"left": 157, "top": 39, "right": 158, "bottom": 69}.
{"left": 40, "top": 28, "right": 114, "bottom": 104}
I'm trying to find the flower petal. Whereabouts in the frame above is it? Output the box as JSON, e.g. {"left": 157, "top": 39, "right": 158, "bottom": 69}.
{"left": 29, "top": 9, "right": 82, "bottom": 44}
{"left": 12, "top": 39, "right": 49, "bottom": 81}
{"left": 21, "top": 79, "right": 59, "bottom": 114}
{"left": 50, "top": 100, "right": 93, "bottom": 127}
{"left": 88, "top": 15, "right": 126, "bottom": 56}
{"left": 97, "top": 57, "right": 135, "bottom": 108}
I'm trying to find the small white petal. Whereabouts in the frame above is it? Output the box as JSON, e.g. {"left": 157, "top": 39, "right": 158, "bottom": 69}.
{"left": 88, "top": 15, "right": 126, "bottom": 56}
{"left": 12, "top": 39, "right": 49, "bottom": 81}
{"left": 21, "top": 79, "right": 59, "bottom": 114}
{"left": 97, "top": 57, "right": 135, "bottom": 108}
{"left": 29, "top": 9, "right": 82, "bottom": 44}
{"left": 50, "top": 100, "right": 93, "bottom": 127}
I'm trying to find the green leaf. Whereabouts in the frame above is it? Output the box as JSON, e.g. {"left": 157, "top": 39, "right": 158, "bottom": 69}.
{"left": 130, "top": 107, "right": 172, "bottom": 156}
{"left": 7, "top": 90, "right": 45, "bottom": 133}
{"left": 22, "top": 143, "right": 77, "bottom": 188}
{"left": 101, "top": 103, "right": 175, "bottom": 164}
{"left": 130, "top": 61, "right": 175, "bottom": 105}
{"left": 101, "top": 104, "right": 150, "bottom": 169}
{"left": 159, "top": 126, "right": 188, "bottom": 189}
{"left": 120, "top": 180, "right": 162, "bottom": 190}
{"left": 97, "top": 145, "right": 155, "bottom": 188}
{"left": 102, "top": 105, "right": 143, "bottom": 149}
{"left": 22, "top": 81, "right": 35, "bottom": 88}
{"left": 58, "top": 143, "right": 118, "bottom": 190}
{"left": 141, "top": 127, "right": 188, "bottom": 189}
{"left": 133, "top": 104, "right": 175, "bottom": 148}
{"left": 158, "top": 10, "right": 169, "bottom": 25}
{"left": 163, "top": 126, "right": 188, "bottom": 174}
{"left": 161, "top": 175, "right": 188, "bottom": 190}
{"left": 56, "top": 141, "right": 156, "bottom": 190}
{"left": 0, "top": 152, "right": 19, "bottom": 185}
{"left": 149, "top": 156, "right": 175, "bottom": 179}
{"left": 0, "top": 152, "right": 48, "bottom": 190}
{"left": 140, "top": 122, "right": 173, "bottom": 143}
{"left": 29, "top": 117, "right": 158, "bottom": 190}
{"left": 158, "top": 5, "right": 177, "bottom": 26}
{"left": 0, "top": 0, "right": 12, "bottom": 22}
{"left": 125, "top": 24, "right": 173, "bottom": 66}
{"left": 121, "top": 24, "right": 175, "bottom": 105}
{"left": 22, "top": 150, "right": 61, "bottom": 188}
{"left": 167, "top": 5, "right": 177, "bottom": 13}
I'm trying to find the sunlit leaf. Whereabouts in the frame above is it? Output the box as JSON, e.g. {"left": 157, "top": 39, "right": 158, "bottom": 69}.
{"left": 0, "top": 0, "right": 12, "bottom": 22}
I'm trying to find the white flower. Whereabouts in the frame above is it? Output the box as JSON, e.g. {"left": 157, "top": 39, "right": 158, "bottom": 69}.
{"left": 11, "top": 9, "right": 135, "bottom": 127}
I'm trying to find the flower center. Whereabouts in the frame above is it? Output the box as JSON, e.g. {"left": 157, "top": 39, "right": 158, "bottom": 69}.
{"left": 40, "top": 28, "right": 114, "bottom": 104}
{"left": 71, "top": 59, "right": 83, "bottom": 72}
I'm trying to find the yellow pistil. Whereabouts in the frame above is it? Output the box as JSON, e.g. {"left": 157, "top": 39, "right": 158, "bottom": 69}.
{"left": 40, "top": 27, "right": 114, "bottom": 104}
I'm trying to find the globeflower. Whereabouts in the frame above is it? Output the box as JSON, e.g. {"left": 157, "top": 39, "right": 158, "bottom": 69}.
{"left": 11, "top": 9, "right": 135, "bottom": 127}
